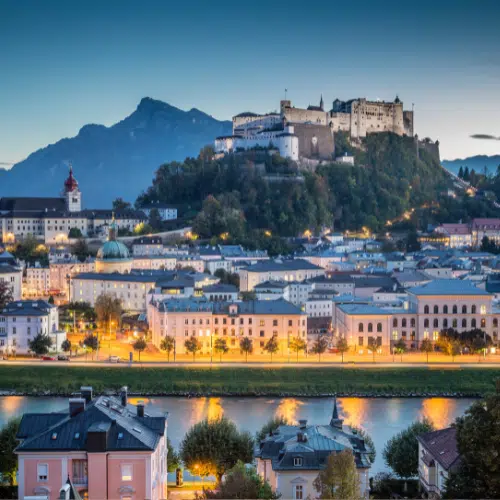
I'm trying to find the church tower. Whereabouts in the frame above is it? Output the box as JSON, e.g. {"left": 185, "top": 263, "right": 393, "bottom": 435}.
{"left": 63, "top": 165, "right": 82, "bottom": 212}
{"left": 320, "top": 94, "right": 324, "bottom": 111}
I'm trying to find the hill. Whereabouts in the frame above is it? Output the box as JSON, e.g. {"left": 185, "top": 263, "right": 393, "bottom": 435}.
{"left": 0, "top": 97, "right": 231, "bottom": 206}
{"left": 442, "top": 155, "right": 500, "bottom": 177}
{"left": 137, "top": 132, "right": 450, "bottom": 244}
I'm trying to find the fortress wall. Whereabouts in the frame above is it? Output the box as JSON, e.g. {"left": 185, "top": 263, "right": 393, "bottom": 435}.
{"left": 292, "top": 123, "right": 334, "bottom": 160}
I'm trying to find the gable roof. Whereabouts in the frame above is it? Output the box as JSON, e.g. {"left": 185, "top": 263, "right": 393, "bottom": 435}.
{"left": 417, "top": 427, "right": 460, "bottom": 470}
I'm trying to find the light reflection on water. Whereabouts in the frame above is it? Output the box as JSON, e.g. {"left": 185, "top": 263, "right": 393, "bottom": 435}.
{"left": 0, "top": 396, "right": 473, "bottom": 474}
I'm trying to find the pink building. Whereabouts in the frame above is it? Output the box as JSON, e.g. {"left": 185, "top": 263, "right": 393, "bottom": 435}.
{"left": 16, "top": 387, "right": 168, "bottom": 500}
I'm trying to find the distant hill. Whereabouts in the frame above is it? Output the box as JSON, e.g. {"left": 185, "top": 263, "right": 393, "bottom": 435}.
{"left": 442, "top": 155, "right": 500, "bottom": 177}
{"left": 0, "top": 97, "right": 231, "bottom": 206}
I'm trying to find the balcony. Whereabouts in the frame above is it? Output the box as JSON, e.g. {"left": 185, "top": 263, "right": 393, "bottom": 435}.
{"left": 72, "top": 475, "right": 88, "bottom": 486}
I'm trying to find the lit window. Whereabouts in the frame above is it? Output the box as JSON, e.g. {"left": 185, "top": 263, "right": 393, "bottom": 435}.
{"left": 121, "top": 464, "right": 133, "bottom": 481}
{"left": 392, "top": 330, "right": 398, "bottom": 340}
{"left": 37, "top": 464, "right": 48, "bottom": 481}
{"left": 480, "top": 305, "right": 486, "bottom": 315}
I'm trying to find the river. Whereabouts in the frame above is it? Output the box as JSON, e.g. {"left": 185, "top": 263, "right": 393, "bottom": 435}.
{"left": 0, "top": 396, "right": 474, "bottom": 474}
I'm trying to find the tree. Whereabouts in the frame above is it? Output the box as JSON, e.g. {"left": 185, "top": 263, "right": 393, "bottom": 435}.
{"left": 420, "top": 338, "right": 433, "bottom": 363}
{"left": 132, "top": 337, "right": 147, "bottom": 361}
{"left": 180, "top": 417, "right": 253, "bottom": 483}
{"left": 240, "top": 291, "right": 257, "bottom": 301}
{"left": 351, "top": 426, "right": 376, "bottom": 464}
{"left": 83, "top": 334, "right": 99, "bottom": 360}
{"left": 72, "top": 238, "right": 90, "bottom": 262}
{"left": 443, "top": 393, "right": 500, "bottom": 499}
{"left": 201, "top": 461, "right": 279, "bottom": 499}
{"left": 214, "top": 338, "right": 228, "bottom": 362}
{"left": 313, "top": 450, "right": 361, "bottom": 499}
{"left": 185, "top": 336, "right": 201, "bottom": 361}
{"left": 61, "top": 339, "right": 71, "bottom": 355}
{"left": 289, "top": 336, "right": 307, "bottom": 362}
{"left": 95, "top": 293, "right": 122, "bottom": 334}
{"left": 0, "top": 281, "right": 14, "bottom": 310}
{"left": 47, "top": 295, "right": 55, "bottom": 305}
{"left": 383, "top": 418, "right": 435, "bottom": 480}
{"left": 336, "top": 337, "right": 349, "bottom": 363}
{"left": 113, "top": 197, "right": 131, "bottom": 211}
{"left": 134, "top": 222, "right": 154, "bottom": 235}
{"left": 406, "top": 228, "right": 421, "bottom": 252}
{"left": 214, "top": 269, "right": 240, "bottom": 288}
{"left": 68, "top": 227, "right": 83, "bottom": 239}
{"left": 311, "top": 336, "right": 329, "bottom": 362}
{"left": 160, "top": 336, "right": 175, "bottom": 362}
{"left": 264, "top": 336, "right": 279, "bottom": 362}
{"left": 463, "top": 166, "right": 470, "bottom": 181}
{"left": 28, "top": 333, "right": 53, "bottom": 356}
{"left": 240, "top": 337, "right": 253, "bottom": 362}
{"left": 458, "top": 166, "right": 464, "bottom": 179}
{"left": 148, "top": 208, "right": 163, "bottom": 231}
{"left": 367, "top": 337, "right": 378, "bottom": 362}
{"left": 393, "top": 338, "right": 407, "bottom": 362}
{"left": 255, "top": 416, "right": 288, "bottom": 443}
{"left": 0, "top": 417, "right": 21, "bottom": 485}
{"left": 167, "top": 437, "right": 181, "bottom": 473}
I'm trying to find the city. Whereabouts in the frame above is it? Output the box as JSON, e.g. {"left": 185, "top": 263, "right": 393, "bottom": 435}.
{"left": 1, "top": 1, "right": 500, "bottom": 499}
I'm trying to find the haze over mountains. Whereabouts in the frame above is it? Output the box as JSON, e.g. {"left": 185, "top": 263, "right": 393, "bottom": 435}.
{"left": 0, "top": 98, "right": 231, "bottom": 207}
{"left": 442, "top": 155, "right": 500, "bottom": 177}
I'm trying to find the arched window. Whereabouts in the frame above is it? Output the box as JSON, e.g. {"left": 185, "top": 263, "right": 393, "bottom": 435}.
{"left": 494, "top": 318, "right": 498, "bottom": 327}
{"left": 368, "top": 323, "right": 373, "bottom": 333}
{"left": 424, "top": 319, "right": 429, "bottom": 328}
{"left": 402, "top": 318, "right": 407, "bottom": 328}
{"left": 462, "top": 319, "right": 467, "bottom": 328}
{"left": 481, "top": 318, "right": 486, "bottom": 328}
{"left": 472, "top": 305, "right": 477, "bottom": 314}
{"left": 424, "top": 305, "right": 429, "bottom": 314}
{"left": 434, "top": 305, "right": 439, "bottom": 314}
{"left": 462, "top": 305, "right": 467, "bottom": 314}
{"left": 471, "top": 318, "right": 477, "bottom": 328}
{"left": 443, "top": 305, "right": 448, "bottom": 314}
{"left": 452, "top": 319, "right": 458, "bottom": 328}
{"left": 393, "top": 318, "right": 398, "bottom": 327}
{"left": 443, "top": 318, "right": 448, "bottom": 328}
{"left": 358, "top": 323, "right": 364, "bottom": 333}
{"left": 411, "top": 318, "right": 416, "bottom": 327}
{"left": 433, "top": 319, "right": 439, "bottom": 328}
{"left": 377, "top": 323, "right": 382, "bottom": 332}
{"left": 452, "top": 305, "right": 458, "bottom": 314}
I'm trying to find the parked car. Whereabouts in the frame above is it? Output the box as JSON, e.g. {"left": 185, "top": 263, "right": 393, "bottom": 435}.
{"left": 57, "top": 355, "right": 70, "bottom": 361}
{"left": 41, "top": 356, "right": 56, "bottom": 361}
{"left": 108, "top": 355, "right": 121, "bottom": 363}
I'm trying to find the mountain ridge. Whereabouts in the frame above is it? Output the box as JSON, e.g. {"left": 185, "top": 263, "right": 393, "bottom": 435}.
{"left": 0, "top": 97, "right": 231, "bottom": 206}
{"left": 442, "top": 154, "right": 500, "bottom": 176}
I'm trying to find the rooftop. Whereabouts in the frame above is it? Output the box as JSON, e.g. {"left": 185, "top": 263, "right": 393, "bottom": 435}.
{"left": 408, "top": 279, "right": 491, "bottom": 296}
{"left": 243, "top": 259, "right": 323, "bottom": 273}
{"left": 417, "top": 427, "right": 460, "bottom": 470}
{"left": 1, "top": 300, "right": 54, "bottom": 317}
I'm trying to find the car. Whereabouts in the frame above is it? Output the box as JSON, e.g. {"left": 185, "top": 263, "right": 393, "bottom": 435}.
{"left": 57, "top": 355, "right": 70, "bottom": 361}
{"left": 108, "top": 355, "right": 121, "bottom": 363}
{"left": 41, "top": 356, "right": 56, "bottom": 361}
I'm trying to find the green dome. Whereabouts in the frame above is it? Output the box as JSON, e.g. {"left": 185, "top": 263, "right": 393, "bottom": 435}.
{"left": 97, "top": 240, "right": 131, "bottom": 261}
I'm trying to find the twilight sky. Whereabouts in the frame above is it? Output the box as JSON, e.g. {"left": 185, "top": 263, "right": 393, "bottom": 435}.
{"left": 1, "top": 0, "right": 499, "bottom": 166}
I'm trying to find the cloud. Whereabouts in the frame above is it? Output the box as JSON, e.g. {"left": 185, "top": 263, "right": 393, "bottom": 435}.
{"left": 470, "top": 134, "right": 500, "bottom": 140}
{"left": 0, "top": 161, "right": 14, "bottom": 166}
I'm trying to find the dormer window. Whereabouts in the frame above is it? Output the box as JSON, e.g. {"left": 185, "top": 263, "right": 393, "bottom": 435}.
{"left": 51, "top": 432, "right": 58, "bottom": 440}
{"left": 294, "top": 457, "right": 303, "bottom": 467}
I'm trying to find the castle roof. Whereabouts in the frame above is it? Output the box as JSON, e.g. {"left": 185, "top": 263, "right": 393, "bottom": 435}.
{"left": 64, "top": 166, "right": 79, "bottom": 193}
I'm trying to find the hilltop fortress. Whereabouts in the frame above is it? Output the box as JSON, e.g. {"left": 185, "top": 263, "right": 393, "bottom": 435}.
{"left": 215, "top": 95, "right": 415, "bottom": 162}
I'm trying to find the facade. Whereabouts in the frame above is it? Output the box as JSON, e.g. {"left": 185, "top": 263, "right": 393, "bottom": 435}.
{"left": 434, "top": 223, "right": 472, "bottom": 248}
{"left": 49, "top": 259, "right": 96, "bottom": 298}
{"left": 132, "top": 236, "right": 164, "bottom": 256}
{"left": 0, "top": 168, "right": 147, "bottom": 244}
{"left": 95, "top": 220, "right": 133, "bottom": 274}
{"left": 239, "top": 259, "right": 324, "bottom": 292}
{"left": 16, "top": 386, "right": 168, "bottom": 500}
{"left": 0, "top": 300, "right": 65, "bottom": 355}
{"left": 471, "top": 218, "right": 500, "bottom": 247}
{"left": 305, "top": 298, "right": 333, "bottom": 318}
{"left": 0, "top": 263, "right": 22, "bottom": 300}
{"left": 417, "top": 427, "right": 460, "bottom": 498}
{"left": 202, "top": 284, "right": 239, "bottom": 302}
{"left": 25, "top": 266, "right": 51, "bottom": 297}
{"left": 140, "top": 202, "right": 178, "bottom": 221}
{"left": 148, "top": 298, "right": 307, "bottom": 355}
{"left": 132, "top": 255, "right": 177, "bottom": 271}
{"left": 255, "top": 400, "right": 372, "bottom": 499}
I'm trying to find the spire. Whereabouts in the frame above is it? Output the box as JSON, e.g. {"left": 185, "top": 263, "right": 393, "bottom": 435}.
{"left": 64, "top": 163, "right": 78, "bottom": 193}
{"left": 330, "top": 398, "right": 344, "bottom": 429}
{"left": 320, "top": 94, "right": 324, "bottom": 111}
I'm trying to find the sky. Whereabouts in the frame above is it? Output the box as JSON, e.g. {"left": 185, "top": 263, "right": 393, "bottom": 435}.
{"left": 1, "top": 0, "right": 500, "bottom": 166}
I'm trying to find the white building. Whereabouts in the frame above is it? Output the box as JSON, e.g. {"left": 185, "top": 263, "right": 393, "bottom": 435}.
{"left": 132, "top": 236, "right": 164, "bottom": 256}
{"left": 335, "top": 152, "right": 355, "bottom": 165}
{"left": 25, "top": 266, "right": 50, "bottom": 297}
{"left": 305, "top": 298, "right": 333, "bottom": 318}
{"left": 140, "top": 202, "right": 178, "bottom": 221}
{"left": 0, "top": 300, "right": 66, "bottom": 355}
{"left": 0, "top": 263, "right": 22, "bottom": 300}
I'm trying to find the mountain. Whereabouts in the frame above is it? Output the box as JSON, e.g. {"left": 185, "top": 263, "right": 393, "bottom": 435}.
{"left": 0, "top": 97, "right": 232, "bottom": 206}
{"left": 442, "top": 155, "right": 500, "bottom": 177}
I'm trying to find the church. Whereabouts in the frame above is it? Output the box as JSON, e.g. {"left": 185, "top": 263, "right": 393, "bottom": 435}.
{"left": 0, "top": 167, "right": 147, "bottom": 244}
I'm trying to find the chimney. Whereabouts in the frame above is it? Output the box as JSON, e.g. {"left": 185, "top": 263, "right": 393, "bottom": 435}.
{"left": 298, "top": 419, "right": 307, "bottom": 429}
{"left": 137, "top": 400, "right": 145, "bottom": 418}
{"left": 297, "top": 431, "right": 307, "bottom": 443}
{"left": 69, "top": 397, "right": 85, "bottom": 417}
{"left": 120, "top": 386, "right": 128, "bottom": 406}
{"left": 80, "top": 386, "right": 93, "bottom": 403}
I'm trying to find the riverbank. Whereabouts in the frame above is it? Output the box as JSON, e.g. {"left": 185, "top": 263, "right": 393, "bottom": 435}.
{"left": 0, "top": 365, "right": 499, "bottom": 397}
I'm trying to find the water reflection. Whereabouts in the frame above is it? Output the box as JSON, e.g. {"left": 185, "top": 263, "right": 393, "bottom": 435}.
{"left": 207, "top": 397, "right": 224, "bottom": 421}
{"left": 421, "top": 398, "right": 459, "bottom": 429}
{"left": 275, "top": 398, "right": 304, "bottom": 423}
{"left": 338, "top": 398, "right": 369, "bottom": 428}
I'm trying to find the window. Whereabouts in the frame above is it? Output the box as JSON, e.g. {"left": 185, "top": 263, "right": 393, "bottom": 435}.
{"left": 411, "top": 318, "right": 416, "bottom": 327}
{"left": 471, "top": 319, "right": 477, "bottom": 328}
{"left": 443, "top": 318, "right": 448, "bottom": 328}
{"left": 462, "top": 305, "right": 467, "bottom": 314}
{"left": 462, "top": 319, "right": 467, "bottom": 328}
{"left": 452, "top": 319, "right": 457, "bottom": 328}
{"left": 293, "top": 457, "right": 303, "bottom": 466}
{"left": 471, "top": 305, "right": 477, "bottom": 314}
{"left": 392, "top": 330, "right": 398, "bottom": 340}
{"left": 481, "top": 318, "right": 486, "bottom": 328}
{"left": 424, "top": 319, "right": 429, "bottom": 328}
{"left": 259, "top": 320, "right": 265, "bottom": 327}
{"left": 433, "top": 331, "right": 439, "bottom": 341}
{"left": 434, "top": 305, "right": 439, "bottom": 314}
{"left": 37, "top": 464, "right": 48, "bottom": 481}
{"left": 288, "top": 320, "right": 293, "bottom": 327}
{"left": 273, "top": 319, "right": 278, "bottom": 327}
{"left": 377, "top": 323, "right": 382, "bottom": 333}
{"left": 402, "top": 318, "right": 407, "bottom": 328}
{"left": 358, "top": 323, "right": 364, "bottom": 333}
{"left": 443, "top": 305, "right": 448, "bottom": 314}
{"left": 433, "top": 319, "right": 439, "bottom": 328}
{"left": 358, "top": 336, "right": 364, "bottom": 346}
{"left": 480, "top": 305, "right": 486, "bottom": 315}
{"left": 494, "top": 318, "right": 498, "bottom": 327}
{"left": 453, "top": 305, "right": 458, "bottom": 314}
{"left": 367, "top": 323, "right": 373, "bottom": 333}
{"left": 424, "top": 305, "right": 429, "bottom": 314}
{"left": 294, "top": 485, "right": 303, "bottom": 500}
{"left": 393, "top": 318, "right": 398, "bottom": 327}
{"left": 121, "top": 464, "right": 132, "bottom": 481}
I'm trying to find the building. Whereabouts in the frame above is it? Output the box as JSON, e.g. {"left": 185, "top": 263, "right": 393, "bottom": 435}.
{"left": 25, "top": 266, "right": 51, "bottom": 297}
{"left": 255, "top": 400, "right": 372, "bottom": 499}
{"left": 95, "top": 219, "right": 133, "bottom": 274}
{"left": 0, "top": 167, "right": 147, "bottom": 244}
{"left": 132, "top": 236, "right": 164, "bottom": 256}
{"left": 305, "top": 298, "right": 333, "bottom": 318}
{"left": 434, "top": 224, "right": 472, "bottom": 248}
{"left": 417, "top": 427, "right": 460, "bottom": 498}
{"left": 49, "top": 259, "right": 96, "bottom": 298}
{"left": 148, "top": 298, "right": 307, "bottom": 354}
{"left": 239, "top": 259, "right": 324, "bottom": 292}
{"left": 335, "top": 152, "right": 355, "bottom": 165}
{"left": 471, "top": 218, "right": 500, "bottom": 247}
{"left": 0, "top": 262, "right": 22, "bottom": 300}
{"left": 15, "top": 386, "right": 168, "bottom": 500}
{"left": 0, "top": 300, "right": 65, "bottom": 355}
{"left": 202, "top": 284, "right": 239, "bottom": 302}
{"left": 132, "top": 255, "right": 177, "bottom": 271}
{"left": 139, "top": 202, "right": 178, "bottom": 221}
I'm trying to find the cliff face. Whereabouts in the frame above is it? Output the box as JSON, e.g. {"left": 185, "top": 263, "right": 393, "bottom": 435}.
{"left": 0, "top": 98, "right": 231, "bottom": 206}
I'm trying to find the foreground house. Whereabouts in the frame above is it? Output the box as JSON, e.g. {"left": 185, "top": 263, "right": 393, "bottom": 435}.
{"left": 417, "top": 427, "right": 460, "bottom": 498}
{"left": 255, "top": 400, "right": 372, "bottom": 499}
{"left": 16, "top": 386, "right": 168, "bottom": 500}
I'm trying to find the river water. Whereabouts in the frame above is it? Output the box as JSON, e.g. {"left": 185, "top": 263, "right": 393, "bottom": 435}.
{"left": 0, "top": 396, "right": 474, "bottom": 474}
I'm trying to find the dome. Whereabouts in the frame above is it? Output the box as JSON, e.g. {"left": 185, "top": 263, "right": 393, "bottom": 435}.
{"left": 64, "top": 166, "right": 79, "bottom": 192}
{"left": 97, "top": 241, "right": 131, "bottom": 261}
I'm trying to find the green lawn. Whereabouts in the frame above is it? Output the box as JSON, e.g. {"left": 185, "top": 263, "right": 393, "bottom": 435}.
{"left": 0, "top": 366, "right": 499, "bottom": 396}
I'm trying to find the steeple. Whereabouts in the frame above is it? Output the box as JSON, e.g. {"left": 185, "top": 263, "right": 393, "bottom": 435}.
{"left": 63, "top": 163, "right": 82, "bottom": 213}
{"left": 329, "top": 398, "right": 344, "bottom": 429}
{"left": 320, "top": 94, "right": 324, "bottom": 111}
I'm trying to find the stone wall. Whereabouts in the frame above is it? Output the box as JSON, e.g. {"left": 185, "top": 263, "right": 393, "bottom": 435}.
{"left": 292, "top": 123, "right": 334, "bottom": 160}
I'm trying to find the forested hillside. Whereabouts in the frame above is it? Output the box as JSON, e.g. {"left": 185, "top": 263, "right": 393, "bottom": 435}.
{"left": 137, "top": 133, "right": 449, "bottom": 241}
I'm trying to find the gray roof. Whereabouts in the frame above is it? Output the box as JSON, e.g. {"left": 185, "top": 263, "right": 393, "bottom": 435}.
{"left": 417, "top": 427, "right": 460, "bottom": 470}
{"left": 1, "top": 300, "right": 54, "bottom": 317}
{"left": 203, "top": 284, "right": 239, "bottom": 293}
{"left": 73, "top": 271, "right": 162, "bottom": 283}
{"left": 254, "top": 280, "right": 290, "bottom": 290}
{"left": 0, "top": 264, "right": 21, "bottom": 274}
{"left": 16, "top": 395, "right": 166, "bottom": 453}
{"left": 243, "top": 259, "right": 322, "bottom": 273}
{"left": 408, "top": 279, "right": 491, "bottom": 296}
{"left": 337, "top": 303, "right": 390, "bottom": 316}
